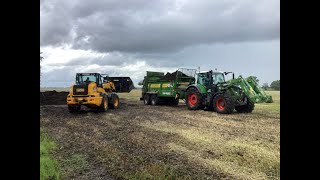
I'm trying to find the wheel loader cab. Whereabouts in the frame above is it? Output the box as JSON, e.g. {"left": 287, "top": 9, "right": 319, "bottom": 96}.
{"left": 76, "top": 73, "right": 103, "bottom": 87}
{"left": 67, "top": 73, "right": 109, "bottom": 112}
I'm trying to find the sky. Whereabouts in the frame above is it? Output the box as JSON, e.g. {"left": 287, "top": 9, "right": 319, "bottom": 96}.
{"left": 40, "top": 0, "right": 280, "bottom": 87}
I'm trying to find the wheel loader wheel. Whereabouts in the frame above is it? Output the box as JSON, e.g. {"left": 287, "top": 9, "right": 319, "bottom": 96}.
{"left": 143, "top": 94, "right": 150, "bottom": 105}
{"left": 235, "top": 96, "right": 254, "bottom": 113}
{"left": 109, "top": 94, "right": 120, "bottom": 109}
{"left": 186, "top": 87, "right": 203, "bottom": 110}
{"left": 151, "top": 95, "right": 159, "bottom": 105}
{"left": 213, "top": 93, "right": 234, "bottom": 114}
{"left": 68, "top": 105, "right": 81, "bottom": 113}
{"left": 99, "top": 96, "right": 108, "bottom": 112}
{"left": 68, "top": 105, "right": 75, "bottom": 113}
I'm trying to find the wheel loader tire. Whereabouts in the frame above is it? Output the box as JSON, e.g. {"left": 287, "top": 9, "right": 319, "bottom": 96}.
{"left": 68, "top": 105, "right": 80, "bottom": 113}
{"left": 186, "top": 87, "right": 203, "bottom": 110}
{"left": 235, "top": 96, "right": 254, "bottom": 113}
{"left": 99, "top": 96, "right": 108, "bottom": 112}
{"left": 151, "top": 95, "right": 159, "bottom": 106}
{"left": 68, "top": 105, "right": 75, "bottom": 113}
{"left": 143, "top": 94, "right": 150, "bottom": 105}
{"left": 213, "top": 93, "right": 234, "bottom": 114}
{"left": 109, "top": 94, "right": 120, "bottom": 109}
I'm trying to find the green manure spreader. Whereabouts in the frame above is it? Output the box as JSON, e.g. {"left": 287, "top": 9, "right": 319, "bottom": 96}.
{"left": 139, "top": 68, "right": 256, "bottom": 114}
{"left": 139, "top": 68, "right": 197, "bottom": 106}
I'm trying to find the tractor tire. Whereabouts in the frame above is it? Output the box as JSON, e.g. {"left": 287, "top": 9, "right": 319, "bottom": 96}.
{"left": 235, "top": 96, "right": 254, "bottom": 113}
{"left": 109, "top": 94, "right": 120, "bottom": 109}
{"left": 143, "top": 94, "right": 150, "bottom": 105}
{"left": 68, "top": 105, "right": 80, "bottom": 113}
{"left": 207, "top": 104, "right": 215, "bottom": 111}
{"left": 213, "top": 93, "right": 234, "bottom": 114}
{"left": 186, "top": 87, "right": 203, "bottom": 110}
{"left": 99, "top": 95, "right": 108, "bottom": 112}
{"left": 150, "top": 95, "right": 159, "bottom": 105}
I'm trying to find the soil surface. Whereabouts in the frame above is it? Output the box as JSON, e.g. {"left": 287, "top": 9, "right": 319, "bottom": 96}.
{"left": 40, "top": 90, "right": 280, "bottom": 179}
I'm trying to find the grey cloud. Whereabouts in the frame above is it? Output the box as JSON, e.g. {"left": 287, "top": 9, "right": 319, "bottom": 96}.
{"left": 40, "top": 0, "right": 279, "bottom": 87}
{"left": 40, "top": 0, "right": 279, "bottom": 53}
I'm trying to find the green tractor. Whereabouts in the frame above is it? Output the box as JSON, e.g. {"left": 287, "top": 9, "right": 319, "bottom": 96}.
{"left": 185, "top": 70, "right": 255, "bottom": 114}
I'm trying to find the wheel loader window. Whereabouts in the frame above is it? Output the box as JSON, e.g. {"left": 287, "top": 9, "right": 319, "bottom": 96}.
{"left": 77, "top": 74, "right": 98, "bottom": 84}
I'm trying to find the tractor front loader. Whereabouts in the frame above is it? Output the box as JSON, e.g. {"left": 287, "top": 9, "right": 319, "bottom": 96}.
{"left": 245, "top": 76, "right": 273, "bottom": 103}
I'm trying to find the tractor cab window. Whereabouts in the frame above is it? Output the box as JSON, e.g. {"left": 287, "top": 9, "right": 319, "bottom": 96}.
{"left": 212, "top": 73, "right": 225, "bottom": 84}
{"left": 197, "top": 73, "right": 209, "bottom": 86}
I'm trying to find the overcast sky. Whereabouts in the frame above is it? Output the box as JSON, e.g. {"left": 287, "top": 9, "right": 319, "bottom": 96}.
{"left": 40, "top": 0, "right": 279, "bottom": 87}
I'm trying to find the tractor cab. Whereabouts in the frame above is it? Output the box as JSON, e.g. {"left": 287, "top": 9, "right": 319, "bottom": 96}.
{"left": 212, "top": 72, "right": 226, "bottom": 84}
{"left": 196, "top": 71, "right": 227, "bottom": 88}
{"left": 76, "top": 73, "right": 104, "bottom": 87}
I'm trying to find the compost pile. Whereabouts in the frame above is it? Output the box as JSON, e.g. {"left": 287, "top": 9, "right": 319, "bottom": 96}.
{"left": 40, "top": 91, "right": 68, "bottom": 105}
{"left": 161, "top": 71, "right": 189, "bottom": 81}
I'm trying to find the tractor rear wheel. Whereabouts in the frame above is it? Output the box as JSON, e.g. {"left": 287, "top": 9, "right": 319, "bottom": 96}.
{"left": 143, "top": 94, "right": 150, "bottom": 105}
{"left": 109, "top": 94, "right": 120, "bottom": 109}
{"left": 186, "top": 87, "right": 203, "bottom": 110}
{"left": 151, "top": 95, "right": 159, "bottom": 105}
{"left": 213, "top": 93, "right": 234, "bottom": 114}
{"left": 99, "top": 96, "right": 108, "bottom": 112}
{"left": 235, "top": 96, "right": 254, "bottom": 113}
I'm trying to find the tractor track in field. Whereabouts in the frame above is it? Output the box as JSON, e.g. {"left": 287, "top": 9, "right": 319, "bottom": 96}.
{"left": 40, "top": 91, "right": 280, "bottom": 179}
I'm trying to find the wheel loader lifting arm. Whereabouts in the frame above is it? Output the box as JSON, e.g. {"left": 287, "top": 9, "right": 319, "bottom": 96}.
{"left": 103, "top": 81, "right": 116, "bottom": 92}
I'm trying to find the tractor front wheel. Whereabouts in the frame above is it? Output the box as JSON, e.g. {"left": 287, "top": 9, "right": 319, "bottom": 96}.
{"left": 235, "top": 96, "right": 254, "bottom": 113}
{"left": 186, "top": 88, "right": 203, "bottom": 110}
{"left": 213, "top": 93, "right": 234, "bottom": 114}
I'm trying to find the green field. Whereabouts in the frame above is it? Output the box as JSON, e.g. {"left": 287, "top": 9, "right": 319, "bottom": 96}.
{"left": 40, "top": 129, "right": 61, "bottom": 180}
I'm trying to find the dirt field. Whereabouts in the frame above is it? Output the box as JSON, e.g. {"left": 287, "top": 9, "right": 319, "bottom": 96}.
{"left": 40, "top": 89, "right": 280, "bottom": 179}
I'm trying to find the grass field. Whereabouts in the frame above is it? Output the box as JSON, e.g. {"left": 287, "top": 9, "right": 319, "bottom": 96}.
{"left": 40, "top": 89, "right": 280, "bottom": 179}
{"left": 40, "top": 129, "right": 61, "bottom": 180}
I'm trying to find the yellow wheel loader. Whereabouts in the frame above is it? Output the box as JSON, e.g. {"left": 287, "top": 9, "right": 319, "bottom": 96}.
{"left": 67, "top": 73, "right": 134, "bottom": 113}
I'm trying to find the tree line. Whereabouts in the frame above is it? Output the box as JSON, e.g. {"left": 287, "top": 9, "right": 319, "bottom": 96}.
{"left": 261, "top": 80, "right": 280, "bottom": 91}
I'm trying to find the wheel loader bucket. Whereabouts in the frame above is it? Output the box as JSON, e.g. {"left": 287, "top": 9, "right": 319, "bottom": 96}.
{"left": 105, "top": 77, "right": 135, "bottom": 93}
